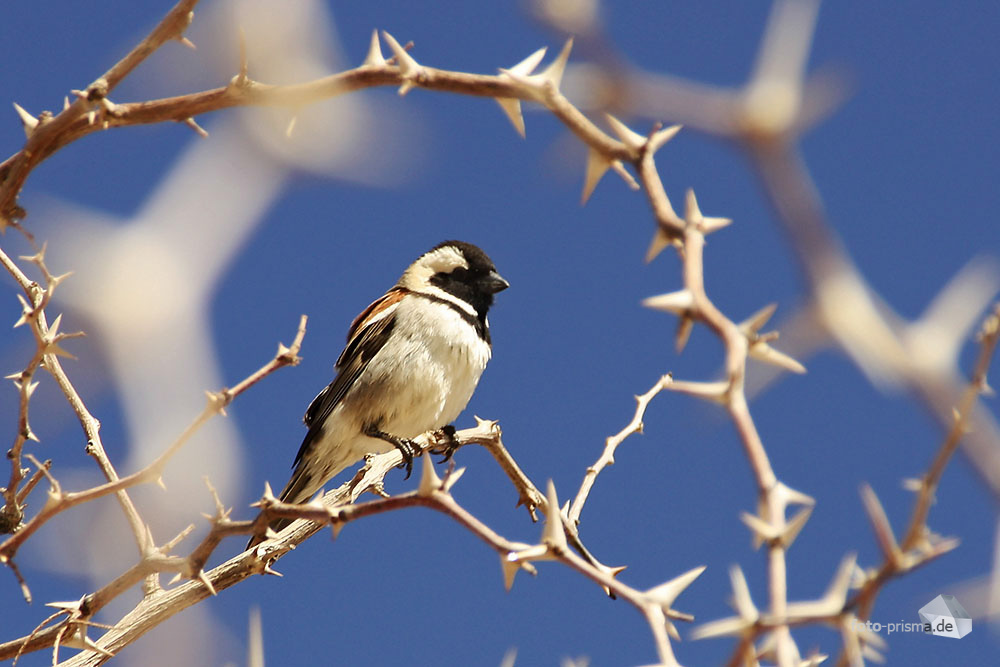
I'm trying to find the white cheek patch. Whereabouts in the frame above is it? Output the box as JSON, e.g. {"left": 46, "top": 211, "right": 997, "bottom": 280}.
{"left": 423, "top": 246, "right": 469, "bottom": 274}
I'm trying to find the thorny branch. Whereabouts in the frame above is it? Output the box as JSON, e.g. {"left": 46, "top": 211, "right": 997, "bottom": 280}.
{"left": 1, "top": 1, "right": 996, "bottom": 666}
{"left": 0, "top": 315, "right": 306, "bottom": 598}
{"left": 569, "top": 374, "right": 673, "bottom": 526}
{"left": 832, "top": 304, "right": 1000, "bottom": 666}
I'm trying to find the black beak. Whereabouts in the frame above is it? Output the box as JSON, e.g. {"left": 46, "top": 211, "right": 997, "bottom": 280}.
{"left": 482, "top": 270, "right": 510, "bottom": 294}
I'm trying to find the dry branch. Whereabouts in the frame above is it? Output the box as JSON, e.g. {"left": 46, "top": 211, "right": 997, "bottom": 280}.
{"left": 1, "top": 2, "right": 996, "bottom": 666}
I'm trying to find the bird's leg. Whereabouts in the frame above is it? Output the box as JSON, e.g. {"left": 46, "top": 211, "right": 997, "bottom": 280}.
{"left": 435, "top": 425, "right": 461, "bottom": 464}
{"left": 365, "top": 425, "right": 418, "bottom": 479}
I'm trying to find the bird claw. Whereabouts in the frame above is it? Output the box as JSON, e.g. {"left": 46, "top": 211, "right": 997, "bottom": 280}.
{"left": 435, "top": 425, "right": 460, "bottom": 464}
{"left": 393, "top": 438, "right": 417, "bottom": 479}
{"left": 364, "top": 425, "right": 419, "bottom": 480}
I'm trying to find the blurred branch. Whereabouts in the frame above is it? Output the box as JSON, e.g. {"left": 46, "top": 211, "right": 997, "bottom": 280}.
{"left": 0, "top": 0, "right": 199, "bottom": 228}
{"left": 0, "top": 315, "right": 306, "bottom": 599}
{"left": 833, "top": 304, "right": 1000, "bottom": 665}
{"left": 0, "top": 243, "right": 150, "bottom": 590}
{"left": 2, "top": 1, "right": 996, "bottom": 665}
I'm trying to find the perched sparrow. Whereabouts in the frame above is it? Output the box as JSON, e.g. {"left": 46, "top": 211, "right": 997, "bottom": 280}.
{"left": 249, "top": 241, "right": 508, "bottom": 548}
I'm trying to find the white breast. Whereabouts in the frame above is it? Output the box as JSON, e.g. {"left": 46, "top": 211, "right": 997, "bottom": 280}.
{"left": 350, "top": 295, "right": 492, "bottom": 439}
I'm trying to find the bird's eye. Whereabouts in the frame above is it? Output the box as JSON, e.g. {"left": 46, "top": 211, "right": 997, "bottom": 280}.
{"left": 433, "top": 267, "right": 470, "bottom": 286}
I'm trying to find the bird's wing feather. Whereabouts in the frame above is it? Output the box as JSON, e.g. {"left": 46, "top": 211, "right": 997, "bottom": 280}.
{"left": 291, "top": 289, "right": 405, "bottom": 471}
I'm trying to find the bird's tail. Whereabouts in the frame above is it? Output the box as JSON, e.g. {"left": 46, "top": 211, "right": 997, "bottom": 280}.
{"left": 246, "top": 463, "right": 326, "bottom": 550}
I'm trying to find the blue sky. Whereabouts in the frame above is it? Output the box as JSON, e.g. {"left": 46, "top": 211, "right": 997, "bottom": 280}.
{"left": 2, "top": 1, "right": 999, "bottom": 665}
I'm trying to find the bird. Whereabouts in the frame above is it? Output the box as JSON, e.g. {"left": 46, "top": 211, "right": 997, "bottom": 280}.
{"left": 248, "top": 240, "right": 508, "bottom": 548}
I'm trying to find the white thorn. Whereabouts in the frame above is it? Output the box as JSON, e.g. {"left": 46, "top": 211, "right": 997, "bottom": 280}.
{"left": 541, "top": 480, "right": 567, "bottom": 551}
{"left": 504, "top": 46, "right": 547, "bottom": 77}
{"left": 604, "top": 113, "right": 646, "bottom": 152}
{"left": 495, "top": 98, "right": 526, "bottom": 138}
{"left": 499, "top": 39, "right": 574, "bottom": 103}
{"left": 648, "top": 123, "right": 682, "bottom": 153}
{"left": 417, "top": 453, "right": 441, "bottom": 496}
{"left": 381, "top": 31, "right": 422, "bottom": 96}
{"left": 646, "top": 565, "right": 707, "bottom": 609}
{"left": 13, "top": 103, "right": 38, "bottom": 138}
{"left": 642, "top": 289, "right": 693, "bottom": 315}
{"left": 581, "top": 149, "right": 612, "bottom": 205}
{"left": 494, "top": 46, "right": 548, "bottom": 137}
{"left": 538, "top": 38, "right": 574, "bottom": 91}
{"left": 363, "top": 29, "right": 386, "bottom": 67}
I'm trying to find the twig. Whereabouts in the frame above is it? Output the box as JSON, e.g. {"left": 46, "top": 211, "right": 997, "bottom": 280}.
{"left": 835, "top": 305, "right": 1000, "bottom": 664}
{"left": 568, "top": 374, "right": 672, "bottom": 525}
{"left": 0, "top": 0, "right": 200, "bottom": 223}
{"left": 0, "top": 316, "right": 307, "bottom": 566}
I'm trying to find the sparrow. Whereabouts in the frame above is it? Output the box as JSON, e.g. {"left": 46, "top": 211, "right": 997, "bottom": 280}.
{"left": 248, "top": 240, "right": 508, "bottom": 548}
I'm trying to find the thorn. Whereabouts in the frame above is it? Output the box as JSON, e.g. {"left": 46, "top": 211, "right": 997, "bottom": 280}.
{"left": 363, "top": 29, "right": 386, "bottom": 67}
{"left": 610, "top": 160, "right": 638, "bottom": 190}
{"left": 87, "top": 110, "right": 96, "bottom": 125}
{"left": 741, "top": 510, "right": 778, "bottom": 545}
{"left": 495, "top": 98, "right": 526, "bottom": 138}
{"left": 498, "top": 39, "right": 573, "bottom": 103}
{"left": 860, "top": 484, "right": 901, "bottom": 566}
{"left": 730, "top": 565, "right": 759, "bottom": 621}
{"left": 604, "top": 113, "right": 646, "bottom": 152}
{"left": 417, "top": 452, "right": 441, "bottom": 496}
{"left": 675, "top": 316, "right": 694, "bottom": 353}
{"left": 62, "top": 630, "right": 115, "bottom": 658}
{"left": 773, "top": 481, "right": 815, "bottom": 508}
{"left": 13, "top": 294, "right": 31, "bottom": 328}
{"left": 197, "top": 570, "right": 217, "bottom": 596}
{"left": 63, "top": 96, "right": 70, "bottom": 111}
{"left": 648, "top": 123, "right": 682, "bottom": 154}
{"left": 685, "top": 188, "right": 703, "bottom": 227}
{"left": 500, "top": 552, "right": 520, "bottom": 591}
{"left": 642, "top": 289, "right": 694, "bottom": 316}
{"left": 44, "top": 341, "right": 76, "bottom": 360}
{"left": 263, "top": 563, "right": 283, "bottom": 577}
{"left": 505, "top": 46, "right": 548, "bottom": 77}
{"left": 442, "top": 466, "right": 466, "bottom": 492}
{"left": 683, "top": 188, "right": 731, "bottom": 233}
{"left": 749, "top": 342, "right": 807, "bottom": 374}
{"left": 48, "top": 271, "right": 73, "bottom": 292}
{"left": 645, "top": 565, "right": 706, "bottom": 611}
{"left": 700, "top": 215, "right": 733, "bottom": 235}
{"left": 12, "top": 103, "right": 39, "bottom": 138}
{"left": 183, "top": 117, "right": 209, "bottom": 138}
{"left": 494, "top": 46, "right": 548, "bottom": 138}
{"left": 155, "top": 476, "right": 167, "bottom": 491}
{"left": 740, "top": 303, "right": 778, "bottom": 334}
{"left": 541, "top": 480, "right": 567, "bottom": 551}
{"left": 781, "top": 505, "right": 813, "bottom": 547}
{"left": 49, "top": 313, "right": 63, "bottom": 337}
{"left": 644, "top": 227, "right": 674, "bottom": 263}
{"left": 538, "top": 38, "right": 573, "bottom": 92}
{"left": 381, "top": 31, "right": 423, "bottom": 96}
{"left": 262, "top": 481, "right": 275, "bottom": 501}
{"left": 330, "top": 518, "right": 345, "bottom": 540}
{"left": 581, "top": 149, "right": 612, "bottom": 205}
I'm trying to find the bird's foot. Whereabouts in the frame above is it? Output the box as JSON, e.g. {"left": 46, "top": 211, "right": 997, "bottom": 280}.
{"left": 393, "top": 438, "right": 418, "bottom": 479}
{"left": 365, "top": 425, "right": 419, "bottom": 479}
{"left": 435, "top": 425, "right": 460, "bottom": 464}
